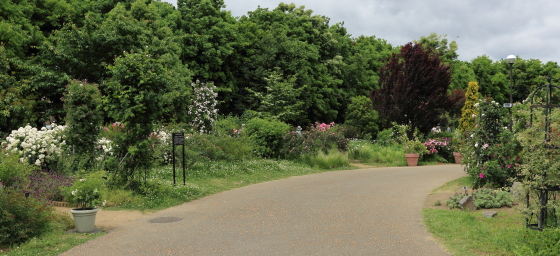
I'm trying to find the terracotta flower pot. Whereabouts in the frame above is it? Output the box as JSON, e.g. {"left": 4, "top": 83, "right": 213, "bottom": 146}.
{"left": 405, "top": 153, "right": 420, "bottom": 166}
{"left": 453, "top": 152, "right": 463, "bottom": 164}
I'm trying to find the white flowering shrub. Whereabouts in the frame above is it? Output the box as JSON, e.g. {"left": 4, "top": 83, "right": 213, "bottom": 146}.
{"left": 2, "top": 124, "right": 66, "bottom": 167}
{"left": 2, "top": 122, "right": 207, "bottom": 170}
{"left": 95, "top": 137, "right": 114, "bottom": 162}
{"left": 1, "top": 124, "right": 118, "bottom": 169}
{"left": 149, "top": 127, "right": 174, "bottom": 164}
{"left": 188, "top": 80, "right": 218, "bottom": 134}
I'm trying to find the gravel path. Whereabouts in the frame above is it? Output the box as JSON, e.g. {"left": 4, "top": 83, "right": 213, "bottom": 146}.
{"left": 61, "top": 164, "right": 466, "bottom": 256}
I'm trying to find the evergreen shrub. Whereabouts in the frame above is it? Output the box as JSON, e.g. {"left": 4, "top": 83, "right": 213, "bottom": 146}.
{"left": 375, "top": 128, "right": 394, "bottom": 146}
{"left": 63, "top": 79, "right": 103, "bottom": 170}
{"left": 344, "top": 95, "right": 380, "bottom": 139}
{"left": 245, "top": 118, "right": 290, "bottom": 158}
{"left": 0, "top": 153, "right": 33, "bottom": 188}
{"left": 0, "top": 190, "right": 53, "bottom": 245}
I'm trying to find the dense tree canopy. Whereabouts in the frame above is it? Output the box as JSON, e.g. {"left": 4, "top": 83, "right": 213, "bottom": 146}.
{"left": 0, "top": 0, "right": 559, "bottom": 137}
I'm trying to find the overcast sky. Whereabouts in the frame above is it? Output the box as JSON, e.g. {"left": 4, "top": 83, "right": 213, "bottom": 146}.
{"left": 162, "top": 0, "right": 560, "bottom": 64}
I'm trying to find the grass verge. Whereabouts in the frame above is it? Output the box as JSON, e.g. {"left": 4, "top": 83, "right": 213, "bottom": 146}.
{"left": 105, "top": 159, "right": 347, "bottom": 211}
{"left": 1, "top": 231, "right": 104, "bottom": 256}
{"left": 423, "top": 177, "right": 560, "bottom": 256}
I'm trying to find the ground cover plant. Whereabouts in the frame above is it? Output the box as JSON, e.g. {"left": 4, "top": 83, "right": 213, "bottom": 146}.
{"left": 446, "top": 188, "right": 513, "bottom": 210}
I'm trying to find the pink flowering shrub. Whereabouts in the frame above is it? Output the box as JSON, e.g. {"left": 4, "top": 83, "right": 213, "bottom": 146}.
{"left": 461, "top": 99, "right": 522, "bottom": 188}
{"left": 314, "top": 122, "right": 335, "bottom": 131}
{"left": 422, "top": 137, "right": 453, "bottom": 162}
{"left": 280, "top": 122, "right": 348, "bottom": 159}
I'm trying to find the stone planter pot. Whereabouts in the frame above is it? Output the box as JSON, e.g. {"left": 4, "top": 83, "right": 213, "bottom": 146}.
{"left": 405, "top": 153, "right": 420, "bottom": 166}
{"left": 453, "top": 152, "right": 463, "bottom": 164}
{"left": 70, "top": 207, "right": 98, "bottom": 233}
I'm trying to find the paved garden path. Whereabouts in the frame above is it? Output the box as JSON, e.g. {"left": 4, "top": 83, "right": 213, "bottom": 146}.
{"left": 61, "top": 165, "right": 466, "bottom": 256}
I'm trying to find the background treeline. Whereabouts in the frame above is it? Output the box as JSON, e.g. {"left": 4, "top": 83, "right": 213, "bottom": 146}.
{"left": 1, "top": 0, "right": 559, "bottom": 137}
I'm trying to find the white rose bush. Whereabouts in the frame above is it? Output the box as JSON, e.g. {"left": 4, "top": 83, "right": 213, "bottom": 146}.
{"left": 1, "top": 124, "right": 121, "bottom": 168}
{"left": 188, "top": 80, "right": 218, "bottom": 134}
{"left": 1, "top": 124, "right": 66, "bottom": 167}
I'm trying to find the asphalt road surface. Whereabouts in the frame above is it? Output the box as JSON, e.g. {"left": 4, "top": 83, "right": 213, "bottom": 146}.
{"left": 61, "top": 165, "right": 466, "bottom": 256}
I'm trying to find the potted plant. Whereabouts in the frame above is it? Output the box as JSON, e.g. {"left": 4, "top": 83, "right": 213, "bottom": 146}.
{"left": 404, "top": 139, "right": 429, "bottom": 166}
{"left": 64, "top": 170, "right": 106, "bottom": 233}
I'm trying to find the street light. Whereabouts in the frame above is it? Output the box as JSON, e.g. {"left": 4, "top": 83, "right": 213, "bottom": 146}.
{"left": 506, "top": 55, "right": 516, "bottom": 131}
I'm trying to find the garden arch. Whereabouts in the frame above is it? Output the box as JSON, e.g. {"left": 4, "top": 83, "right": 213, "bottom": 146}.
{"left": 525, "top": 75, "right": 560, "bottom": 229}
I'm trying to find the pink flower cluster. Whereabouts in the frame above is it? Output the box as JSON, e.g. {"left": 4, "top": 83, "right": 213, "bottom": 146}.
{"left": 312, "top": 122, "right": 335, "bottom": 132}
{"left": 103, "top": 122, "right": 125, "bottom": 131}
{"left": 423, "top": 138, "right": 451, "bottom": 154}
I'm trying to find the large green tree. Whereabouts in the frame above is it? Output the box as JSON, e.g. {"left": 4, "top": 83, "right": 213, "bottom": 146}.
{"left": 414, "top": 33, "right": 475, "bottom": 91}
{"left": 414, "top": 33, "right": 458, "bottom": 63}
{"left": 470, "top": 55, "right": 508, "bottom": 103}
{"left": 103, "top": 48, "right": 191, "bottom": 184}
{"left": 36, "top": 0, "right": 184, "bottom": 124}
{"left": 338, "top": 35, "right": 393, "bottom": 119}
{"left": 177, "top": 0, "right": 240, "bottom": 112}
{"left": 0, "top": 46, "right": 34, "bottom": 133}
{"left": 235, "top": 3, "right": 374, "bottom": 124}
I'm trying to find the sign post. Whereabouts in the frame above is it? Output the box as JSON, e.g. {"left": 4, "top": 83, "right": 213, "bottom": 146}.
{"left": 172, "top": 133, "right": 185, "bottom": 186}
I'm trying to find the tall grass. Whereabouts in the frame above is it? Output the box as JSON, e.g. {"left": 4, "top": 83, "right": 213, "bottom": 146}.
{"left": 348, "top": 140, "right": 406, "bottom": 166}
{"left": 302, "top": 149, "right": 349, "bottom": 169}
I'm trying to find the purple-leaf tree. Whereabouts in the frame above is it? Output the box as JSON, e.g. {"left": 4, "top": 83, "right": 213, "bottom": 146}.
{"left": 371, "top": 42, "right": 452, "bottom": 138}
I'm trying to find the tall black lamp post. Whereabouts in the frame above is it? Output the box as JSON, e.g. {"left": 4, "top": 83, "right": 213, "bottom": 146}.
{"left": 506, "top": 55, "right": 516, "bottom": 131}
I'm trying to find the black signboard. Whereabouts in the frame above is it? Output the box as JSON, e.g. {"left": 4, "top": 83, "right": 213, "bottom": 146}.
{"left": 172, "top": 133, "right": 184, "bottom": 145}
